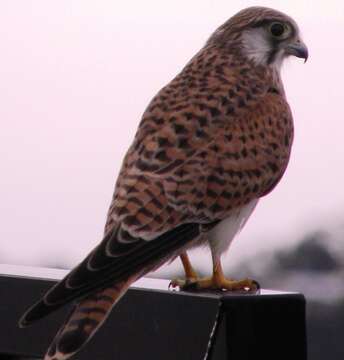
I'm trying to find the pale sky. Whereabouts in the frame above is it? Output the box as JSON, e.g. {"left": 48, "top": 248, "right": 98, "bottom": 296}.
{"left": 1, "top": 1, "right": 344, "bottom": 276}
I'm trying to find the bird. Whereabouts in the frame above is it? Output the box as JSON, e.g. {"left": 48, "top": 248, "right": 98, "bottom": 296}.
{"left": 19, "top": 6, "right": 308, "bottom": 360}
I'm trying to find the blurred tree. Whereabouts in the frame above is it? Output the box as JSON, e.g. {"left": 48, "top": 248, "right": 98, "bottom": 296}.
{"left": 276, "top": 232, "right": 340, "bottom": 272}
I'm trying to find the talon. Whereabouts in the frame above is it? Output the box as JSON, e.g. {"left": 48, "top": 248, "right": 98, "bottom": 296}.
{"left": 171, "top": 275, "right": 260, "bottom": 293}
{"left": 172, "top": 252, "right": 260, "bottom": 294}
{"left": 169, "top": 277, "right": 198, "bottom": 291}
{"left": 168, "top": 280, "right": 179, "bottom": 290}
{"left": 250, "top": 280, "right": 261, "bottom": 292}
{"left": 168, "top": 278, "right": 187, "bottom": 290}
{"left": 169, "top": 275, "right": 260, "bottom": 293}
{"left": 220, "top": 278, "right": 259, "bottom": 292}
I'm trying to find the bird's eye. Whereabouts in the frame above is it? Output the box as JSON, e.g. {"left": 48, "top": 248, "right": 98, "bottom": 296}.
{"left": 269, "top": 22, "right": 285, "bottom": 37}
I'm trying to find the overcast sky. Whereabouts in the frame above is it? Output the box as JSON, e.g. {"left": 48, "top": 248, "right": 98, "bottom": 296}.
{"left": 1, "top": 1, "right": 343, "bottom": 276}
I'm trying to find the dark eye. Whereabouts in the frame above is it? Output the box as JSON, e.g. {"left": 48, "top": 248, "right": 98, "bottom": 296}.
{"left": 270, "top": 22, "right": 285, "bottom": 37}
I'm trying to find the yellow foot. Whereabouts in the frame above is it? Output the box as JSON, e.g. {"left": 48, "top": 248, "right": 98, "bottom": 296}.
{"left": 169, "top": 276, "right": 259, "bottom": 293}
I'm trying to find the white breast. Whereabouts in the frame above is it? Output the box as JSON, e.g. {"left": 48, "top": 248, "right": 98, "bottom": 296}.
{"left": 207, "top": 199, "right": 258, "bottom": 256}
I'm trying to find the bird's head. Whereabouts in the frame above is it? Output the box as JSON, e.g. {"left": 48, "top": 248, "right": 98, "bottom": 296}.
{"left": 208, "top": 7, "right": 308, "bottom": 70}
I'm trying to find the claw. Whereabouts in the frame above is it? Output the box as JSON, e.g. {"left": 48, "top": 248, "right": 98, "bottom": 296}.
{"left": 168, "top": 278, "right": 195, "bottom": 290}
{"left": 169, "top": 276, "right": 260, "bottom": 293}
{"left": 172, "top": 252, "right": 260, "bottom": 294}
{"left": 251, "top": 280, "right": 261, "bottom": 291}
{"left": 168, "top": 279, "right": 179, "bottom": 290}
{"left": 169, "top": 278, "right": 184, "bottom": 290}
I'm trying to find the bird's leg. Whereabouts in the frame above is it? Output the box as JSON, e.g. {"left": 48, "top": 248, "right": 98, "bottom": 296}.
{"left": 202, "top": 256, "right": 258, "bottom": 291}
{"left": 169, "top": 252, "right": 199, "bottom": 289}
{"left": 180, "top": 252, "right": 198, "bottom": 279}
{"left": 171, "top": 252, "right": 259, "bottom": 292}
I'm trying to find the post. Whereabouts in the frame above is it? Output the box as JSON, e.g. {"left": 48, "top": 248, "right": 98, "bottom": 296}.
{"left": 0, "top": 265, "right": 307, "bottom": 359}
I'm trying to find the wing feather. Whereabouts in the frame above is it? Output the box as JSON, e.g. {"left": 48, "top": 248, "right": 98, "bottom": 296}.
{"left": 19, "top": 222, "right": 200, "bottom": 326}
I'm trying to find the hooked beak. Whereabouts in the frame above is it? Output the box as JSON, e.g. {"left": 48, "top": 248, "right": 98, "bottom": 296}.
{"left": 285, "top": 39, "right": 308, "bottom": 63}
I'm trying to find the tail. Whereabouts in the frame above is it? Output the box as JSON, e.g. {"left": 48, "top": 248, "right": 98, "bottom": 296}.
{"left": 19, "top": 223, "right": 200, "bottom": 359}
{"left": 44, "top": 278, "right": 134, "bottom": 360}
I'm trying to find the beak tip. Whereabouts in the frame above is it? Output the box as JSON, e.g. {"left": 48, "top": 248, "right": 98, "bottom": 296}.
{"left": 302, "top": 49, "right": 309, "bottom": 63}
{"left": 286, "top": 41, "right": 308, "bottom": 63}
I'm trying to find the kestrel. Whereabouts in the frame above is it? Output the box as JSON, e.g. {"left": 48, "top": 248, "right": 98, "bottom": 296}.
{"left": 19, "top": 7, "right": 308, "bottom": 360}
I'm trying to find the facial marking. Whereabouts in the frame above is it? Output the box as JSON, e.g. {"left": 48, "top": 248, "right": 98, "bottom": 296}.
{"left": 241, "top": 28, "right": 272, "bottom": 66}
{"left": 240, "top": 21, "right": 296, "bottom": 71}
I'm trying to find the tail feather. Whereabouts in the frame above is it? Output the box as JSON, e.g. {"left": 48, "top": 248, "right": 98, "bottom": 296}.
{"left": 20, "top": 223, "right": 200, "bottom": 328}
{"left": 44, "top": 277, "right": 135, "bottom": 360}
{"left": 19, "top": 223, "right": 201, "bottom": 359}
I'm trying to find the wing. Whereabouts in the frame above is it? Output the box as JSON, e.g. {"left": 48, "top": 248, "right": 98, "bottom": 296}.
{"left": 20, "top": 222, "right": 200, "bottom": 326}
{"left": 20, "top": 47, "right": 294, "bottom": 325}
{"left": 106, "top": 53, "right": 293, "bottom": 227}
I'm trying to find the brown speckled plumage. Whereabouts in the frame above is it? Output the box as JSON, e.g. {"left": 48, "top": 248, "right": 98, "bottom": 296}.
{"left": 19, "top": 7, "right": 307, "bottom": 360}
{"left": 105, "top": 49, "right": 293, "bottom": 238}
